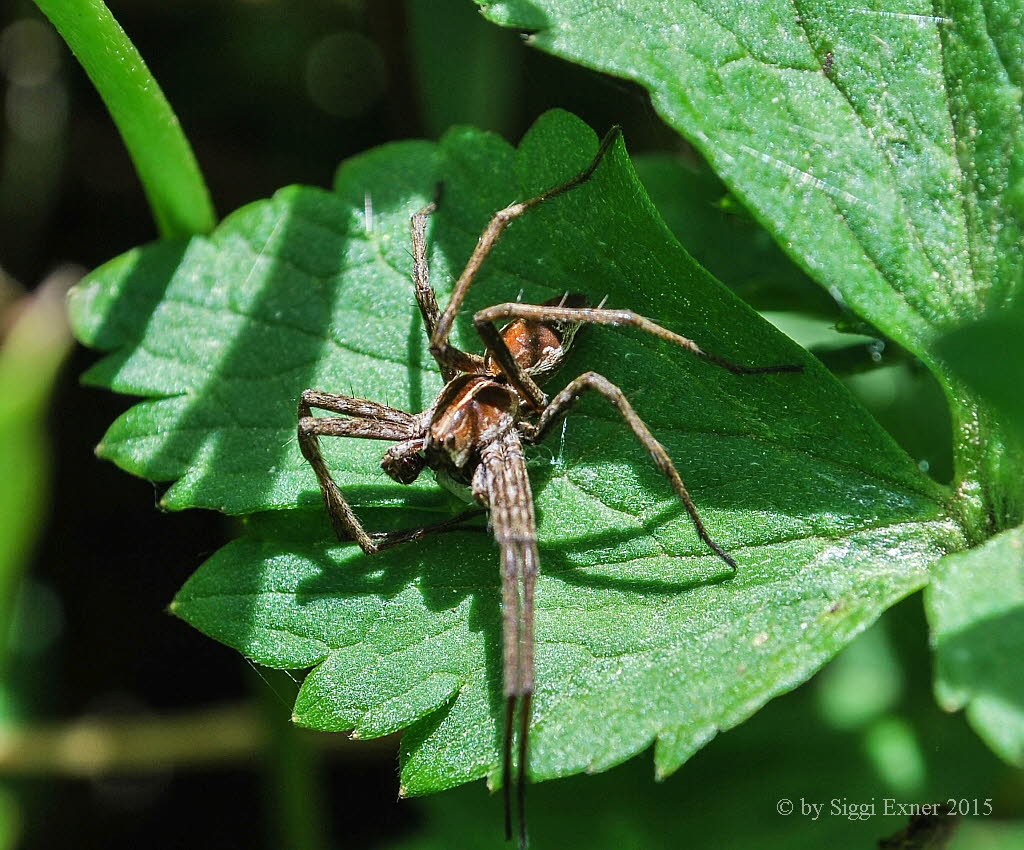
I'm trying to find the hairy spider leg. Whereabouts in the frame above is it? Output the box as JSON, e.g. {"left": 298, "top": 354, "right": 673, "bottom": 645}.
{"left": 427, "top": 125, "right": 623, "bottom": 374}
{"left": 475, "top": 302, "right": 803, "bottom": 410}
{"left": 476, "top": 303, "right": 801, "bottom": 569}
{"left": 476, "top": 431, "right": 538, "bottom": 848}
{"left": 297, "top": 390, "right": 483, "bottom": 551}
{"left": 526, "top": 371, "right": 741, "bottom": 568}
{"left": 410, "top": 196, "right": 485, "bottom": 380}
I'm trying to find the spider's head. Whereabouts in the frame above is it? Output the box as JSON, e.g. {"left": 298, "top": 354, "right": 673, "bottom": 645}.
{"left": 490, "top": 293, "right": 589, "bottom": 385}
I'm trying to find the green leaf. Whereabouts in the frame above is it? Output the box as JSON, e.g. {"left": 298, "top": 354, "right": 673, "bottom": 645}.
{"left": 33, "top": 0, "right": 215, "bottom": 237}
{"left": 475, "top": 0, "right": 1024, "bottom": 532}
{"left": 631, "top": 154, "right": 836, "bottom": 316}
{"left": 175, "top": 510, "right": 960, "bottom": 792}
{"left": 927, "top": 524, "right": 1024, "bottom": 767}
{"left": 76, "top": 109, "right": 957, "bottom": 792}
{"left": 70, "top": 110, "right": 944, "bottom": 516}
{"left": 475, "top": 0, "right": 1024, "bottom": 353}
{"left": 383, "top": 611, "right": 1017, "bottom": 849}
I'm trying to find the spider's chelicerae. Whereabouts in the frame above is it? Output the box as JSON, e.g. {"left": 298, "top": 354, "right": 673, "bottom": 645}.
{"left": 297, "top": 127, "right": 802, "bottom": 846}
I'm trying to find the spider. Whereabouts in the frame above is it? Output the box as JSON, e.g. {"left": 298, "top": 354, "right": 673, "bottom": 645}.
{"left": 297, "top": 126, "right": 802, "bottom": 847}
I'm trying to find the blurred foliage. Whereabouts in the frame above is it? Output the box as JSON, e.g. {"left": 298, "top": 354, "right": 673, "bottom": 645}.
{"left": 935, "top": 307, "right": 1024, "bottom": 448}
{"left": 0, "top": 270, "right": 74, "bottom": 850}
{"left": 928, "top": 524, "right": 1024, "bottom": 769}
{"left": 0, "top": 271, "right": 73, "bottom": 668}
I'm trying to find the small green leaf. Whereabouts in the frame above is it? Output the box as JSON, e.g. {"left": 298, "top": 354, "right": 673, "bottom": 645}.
{"left": 927, "top": 524, "right": 1024, "bottom": 767}
{"left": 75, "top": 110, "right": 963, "bottom": 790}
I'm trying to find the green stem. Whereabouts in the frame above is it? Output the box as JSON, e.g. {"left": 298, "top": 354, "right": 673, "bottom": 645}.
{"left": 254, "top": 670, "right": 331, "bottom": 850}
{"left": 32, "top": 0, "right": 215, "bottom": 237}
{"left": 0, "top": 701, "right": 391, "bottom": 775}
{"left": 947, "top": 381, "right": 1024, "bottom": 543}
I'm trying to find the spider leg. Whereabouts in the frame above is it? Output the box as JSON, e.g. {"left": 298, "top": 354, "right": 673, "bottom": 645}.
{"left": 299, "top": 390, "right": 419, "bottom": 553}
{"left": 369, "top": 507, "right": 488, "bottom": 550}
{"left": 475, "top": 302, "right": 803, "bottom": 410}
{"left": 523, "top": 371, "right": 739, "bottom": 570}
{"left": 299, "top": 392, "right": 486, "bottom": 552}
{"left": 411, "top": 197, "right": 485, "bottom": 379}
{"left": 475, "top": 432, "right": 538, "bottom": 848}
{"left": 300, "top": 389, "right": 417, "bottom": 427}
{"left": 429, "top": 126, "right": 622, "bottom": 375}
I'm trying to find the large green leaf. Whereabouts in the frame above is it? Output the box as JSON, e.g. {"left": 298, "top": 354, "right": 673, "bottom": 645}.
{"left": 475, "top": 0, "right": 1024, "bottom": 532}
{"left": 476, "top": 0, "right": 1023, "bottom": 348}
{"left": 927, "top": 524, "right": 1024, "bottom": 767}
{"left": 65, "top": 110, "right": 947, "bottom": 789}
{"left": 69, "top": 110, "right": 942, "bottom": 516}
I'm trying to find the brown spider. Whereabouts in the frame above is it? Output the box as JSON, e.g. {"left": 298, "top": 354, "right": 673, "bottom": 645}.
{"left": 297, "top": 127, "right": 801, "bottom": 846}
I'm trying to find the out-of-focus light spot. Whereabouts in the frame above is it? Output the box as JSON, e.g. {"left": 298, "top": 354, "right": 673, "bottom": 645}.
{"left": 845, "top": 364, "right": 900, "bottom": 410}
{"left": 817, "top": 620, "right": 901, "bottom": 729}
{"left": 865, "top": 715, "right": 926, "bottom": 795}
{"left": 5, "top": 78, "right": 68, "bottom": 142}
{"left": 305, "top": 31, "right": 387, "bottom": 118}
{"left": 1, "top": 19, "right": 67, "bottom": 143}
{"left": 0, "top": 19, "right": 61, "bottom": 85}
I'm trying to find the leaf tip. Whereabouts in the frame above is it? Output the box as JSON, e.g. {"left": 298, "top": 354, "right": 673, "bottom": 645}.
{"left": 291, "top": 709, "right": 314, "bottom": 728}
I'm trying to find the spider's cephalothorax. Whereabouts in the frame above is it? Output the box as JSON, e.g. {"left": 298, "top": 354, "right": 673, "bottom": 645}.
{"left": 419, "top": 294, "right": 586, "bottom": 485}
{"left": 296, "top": 127, "right": 802, "bottom": 848}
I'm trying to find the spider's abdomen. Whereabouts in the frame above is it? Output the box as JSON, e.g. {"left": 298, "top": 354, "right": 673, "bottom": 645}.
{"left": 486, "top": 293, "right": 589, "bottom": 384}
